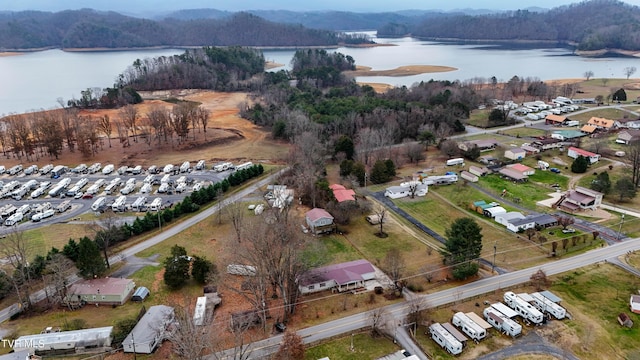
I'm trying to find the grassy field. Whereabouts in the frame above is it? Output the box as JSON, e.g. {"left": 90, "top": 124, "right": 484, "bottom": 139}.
{"left": 568, "top": 108, "right": 630, "bottom": 122}
{"left": 304, "top": 332, "right": 401, "bottom": 360}
{"left": 413, "top": 263, "right": 640, "bottom": 360}
{"left": 476, "top": 173, "right": 561, "bottom": 209}
{"left": 499, "top": 127, "right": 547, "bottom": 138}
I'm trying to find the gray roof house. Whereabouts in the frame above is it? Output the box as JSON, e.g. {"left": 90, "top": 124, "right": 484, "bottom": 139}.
{"left": 123, "top": 305, "right": 175, "bottom": 354}
{"left": 617, "top": 129, "right": 640, "bottom": 145}
{"left": 299, "top": 259, "right": 376, "bottom": 295}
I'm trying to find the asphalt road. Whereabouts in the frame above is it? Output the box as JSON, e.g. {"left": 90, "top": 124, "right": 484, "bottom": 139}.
{"left": 211, "top": 238, "right": 640, "bottom": 360}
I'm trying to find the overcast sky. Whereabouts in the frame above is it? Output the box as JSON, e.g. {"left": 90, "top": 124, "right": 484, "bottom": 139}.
{"left": 5, "top": 0, "right": 640, "bottom": 13}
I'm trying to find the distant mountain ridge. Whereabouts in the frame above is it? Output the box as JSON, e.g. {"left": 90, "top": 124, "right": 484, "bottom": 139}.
{"left": 382, "top": 0, "right": 640, "bottom": 52}
{"left": 0, "top": 9, "right": 359, "bottom": 50}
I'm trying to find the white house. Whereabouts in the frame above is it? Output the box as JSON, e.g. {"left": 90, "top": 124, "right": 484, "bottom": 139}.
{"left": 384, "top": 182, "right": 428, "bottom": 199}
{"left": 630, "top": 295, "right": 640, "bottom": 314}
{"left": 494, "top": 212, "right": 525, "bottom": 227}
{"left": 615, "top": 118, "right": 640, "bottom": 129}
{"left": 504, "top": 147, "right": 526, "bottom": 161}
{"left": 298, "top": 259, "right": 376, "bottom": 295}
{"left": 567, "top": 147, "right": 600, "bottom": 164}
{"left": 124, "top": 305, "right": 175, "bottom": 354}
{"left": 506, "top": 217, "right": 536, "bottom": 233}
{"left": 305, "top": 208, "right": 335, "bottom": 235}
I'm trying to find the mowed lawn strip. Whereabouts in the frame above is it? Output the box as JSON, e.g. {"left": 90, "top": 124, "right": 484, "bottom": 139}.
{"left": 304, "top": 333, "right": 401, "bottom": 360}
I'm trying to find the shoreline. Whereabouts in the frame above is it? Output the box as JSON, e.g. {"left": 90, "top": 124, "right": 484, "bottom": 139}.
{"left": 345, "top": 64, "right": 457, "bottom": 77}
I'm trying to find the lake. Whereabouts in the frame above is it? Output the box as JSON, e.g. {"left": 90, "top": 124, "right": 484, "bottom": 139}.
{"left": 2, "top": 34, "right": 640, "bottom": 114}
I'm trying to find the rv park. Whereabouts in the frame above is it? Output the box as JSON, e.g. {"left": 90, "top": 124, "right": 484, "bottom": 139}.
{"left": 3, "top": 79, "right": 640, "bottom": 360}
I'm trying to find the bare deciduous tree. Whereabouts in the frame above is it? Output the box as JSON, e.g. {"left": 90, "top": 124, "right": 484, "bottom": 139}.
{"left": 119, "top": 104, "right": 139, "bottom": 143}
{"left": 167, "top": 302, "right": 214, "bottom": 360}
{"left": 44, "top": 253, "right": 75, "bottom": 306}
{"left": 624, "top": 66, "right": 637, "bottom": 80}
{"left": 196, "top": 106, "right": 210, "bottom": 140}
{"left": 373, "top": 206, "right": 387, "bottom": 237}
{"left": 274, "top": 331, "right": 305, "bottom": 360}
{"left": 0, "top": 227, "right": 34, "bottom": 309}
{"left": 97, "top": 115, "right": 113, "bottom": 148}
{"left": 369, "top": 307, "right": 388, "bottom": 337}
{"left": 382, "top": 247, "right": 405, "bottom": 289}
{"left": 227, "top": 200, "right": 245, "bottom": 243}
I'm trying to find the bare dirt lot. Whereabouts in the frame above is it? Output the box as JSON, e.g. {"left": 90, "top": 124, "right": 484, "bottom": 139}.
{"left": 2, "top": 91, "right": 288, "bottom": 168}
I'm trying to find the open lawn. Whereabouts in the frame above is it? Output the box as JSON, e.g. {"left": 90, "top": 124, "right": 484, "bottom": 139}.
{"left": 568, "top": 108, "right": 630, "bottom": 122}
{"left": 499, "top": 127, "right": 547, "bottom": 139}
{"left": 20, "top": 223, "right": 95, "bottom": 257}
{"left": 477, "top": 174, "right": 561, "bottom": 209}
{"left": 304, "top": 332, "right": 401, "bottom": 360}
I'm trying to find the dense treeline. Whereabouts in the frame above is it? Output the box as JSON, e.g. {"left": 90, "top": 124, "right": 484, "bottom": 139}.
{"left": 0, "top": 10, "right": 365, "bottom": 50}
{"left": 379, "top": 0, "right": 640, "bottom": 51}
{"left": 121, "top": 47, "right": 266, "bottom": 92}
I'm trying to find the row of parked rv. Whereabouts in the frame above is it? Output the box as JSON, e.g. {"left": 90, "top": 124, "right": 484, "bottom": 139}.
{"left": 0, "top": 199, "right": 73, "bottom": 226}
{"left": 429, "top": 290, "right": 567, "bottom": 355}
{"left": 90, "top": 196, "right": 165, "bottom": 213}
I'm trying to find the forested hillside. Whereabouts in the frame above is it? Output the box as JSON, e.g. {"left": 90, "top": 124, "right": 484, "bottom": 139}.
{"left": 379, "top": 0, "right": 640, "bottom": 51}
{"left": 0, "top": 10, "right": 363, "bottom": 50}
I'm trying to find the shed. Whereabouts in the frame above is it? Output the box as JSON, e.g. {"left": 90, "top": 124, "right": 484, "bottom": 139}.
{"left": 630, "top": 295, "right": 640, "bottom": 314}
{"left": 123, "top": 305, "right": 174, "bottom": 354}
{"left": 460, "top": 171, "right": 479, "bottom": 183}
{"left": 618, "top": 313, "right": 634, "bottom": 328}
{"left": 504, "top": 148, "right": 526, "bottom": 161}
{"left": 441, "top": 322, "right": 468, "bottom": 343}
{"left": 468, "top": 166, "right": 489, "bottom": 177}
{"left": 484, "top": 206, "right": 507, "bottom": 218}
{"left": 506, "top": 163, "right": 535, "bottom": 176}
{"left": 131, "top": 287, "right": 150, "bottom": 302}
{"left": 305, "top": 208, "right": 336, "bottom": 235}
{"left": 498, "top": 168, "right": 528, "bottom": 182}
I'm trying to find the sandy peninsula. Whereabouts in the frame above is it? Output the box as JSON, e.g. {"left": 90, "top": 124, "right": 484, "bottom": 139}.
{"left": 345, "top": 64, "right": 457, "bottom": 77}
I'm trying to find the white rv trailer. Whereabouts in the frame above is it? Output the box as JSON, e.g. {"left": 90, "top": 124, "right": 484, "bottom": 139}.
{"left": 452, "top": 312, "right": 486, "bottom": 341}
{"left": 102, "top": 164, "right": 115, "bottom": 175}
{"left": 176, "top": 176, "right": 187, "bottom": 184}
{"left": 132, "top": 196, "right": 147, "bottom": 212}
{"left": 530, "top": 292, "right": 566, "bottom": 320}
{"left": 88, "top": 162, "right": 102, "bottom": 174}
{"left": 75, "top": 178, "right": 89, "bottom": 188}
{"left": 112, "top": 196, "right": 127, "bottom": 212}
{"left": 446, "top": 158, "right": 464, "bottom": 166}
{"left": 4, "top": 212, "right": 23, "bottom": 226}
{"left": 91, "top": 197, "right": 107, "bottom": 212}
{"left": 117, "top": 166, "right": 129, "bottom": 175}
{"left": 483, "top": 307, "right": 522, "bottom": 337}
{"left": 148, "top": 198, "right": 163, "bottom": 211}
{"left": 143, "top": 175, "right": 155, "bottom": 184}
{"left": 193, "top": 296, "right": 207, "bottom": 326}
{"left": 429, "top": 323, "right": 463, "bottom": 355}
{"left": 39, "top": 164, "right": 53, "bottom": 175}
{"left": 139, "top": 183, "right": 152, "bottom": 194}
{"left": 160, "top": 174, "right": 171, "bottom": 184}
{"left": 157, "top": 183, "right": 170, "bottom": 193}
{"left": 195, "top": 160, "right": 206, "bottom": 170}
{"left": 56, "top": 200, "right": 72, "bottom": 213}
{"left": 234, "top": 162, "right": 253, "bottom": 172}
{"left": 120, "top": 183, "right": 136, "bottom": 195}
{"left": 213, "top": 162, "right": 233, "bottom": 172}
{"left": 8, "top": 164, "right": 23, "bottom": 175}
{"left": 504, "top": 291, "right": 544, "bottom": 324}
{"left": 163, "top": 164, "right": 175, "bottom": 174}
{"left": 131, "top": 165, "right": 143, "bottom": 174}
{"left": 423, "top": 174, "right": 458, "bottom": 186}
{"left": 0, "top": 205, "right": 16, "bottom": 218}
{"left": 104, "top": 183, "right": 119, "bottom": 195}
{"left": 17, "top": 204, "right": 30, "bottom": 215}
{"left": 34, "top": 202, "right": 52, "bottom": 214}
{"left": 180, "top": 161, "right": 191, "bottom": 173}
{"left": 24, "top": 164, "right": 38, "bottom": 175}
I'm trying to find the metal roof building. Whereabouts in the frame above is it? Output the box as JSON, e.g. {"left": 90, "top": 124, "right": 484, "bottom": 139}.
{"left": 13, "top": 327, "right": 113, "bottom": 353}
{"left": 123, "top": 305, "right": 174, "bottom": 354}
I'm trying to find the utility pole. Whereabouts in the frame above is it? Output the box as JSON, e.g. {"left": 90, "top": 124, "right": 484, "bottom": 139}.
{"left": 492, "top": 242, "right": 497, "bottom": 273}
{"left": 617, "top": 214, "right": 625, "bottom": 241}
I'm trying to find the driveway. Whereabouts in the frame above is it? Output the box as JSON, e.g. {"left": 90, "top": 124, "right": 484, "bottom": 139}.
{"left": 477, "top": 330, "right": 580, "bottom": 360}
{"left": 109, "top": 254, "right": 160, "bottom": 278}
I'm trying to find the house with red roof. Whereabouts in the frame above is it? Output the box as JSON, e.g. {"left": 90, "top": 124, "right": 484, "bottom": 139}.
{"left": 298, "top": 259, "right": 376, "bottom": 294}
{"left": 506, "top": 163, "right": 535, "bottom": 176}
{"left": 567, "top": 147, "right": 600, "bottom": 164}
{"left": 305, "top": 208, "right": 336, "bottom": 235}
{"left": 329, "top": 184, "right": 356, "bottom": 203}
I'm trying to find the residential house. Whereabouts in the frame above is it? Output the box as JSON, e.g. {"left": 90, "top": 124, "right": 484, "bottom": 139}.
{"left": 478, "top": 155, "right": 499, "bottom": 165}
{"left": 545, "top": 114, "right": 566, "bottom": 125}
{"left": 615, "top": 118, "right": 640, "bottom": 129}
{"left": 458, "top": 139, "right": 499, "bottom": 152}
{"left": 587, "top": 117, "right": 615, "bottom": 131}
{"left": 531, "top": 138, "right": 563, "bottom": 151}
{"left": 506, "top": 163, "right": 535, "bottom": 176}
{"left": 521, "top": 144, "right": 540, "bottom": 155}
{"left": 498, "top": 168, "right": 528, "bottom": 182}
{"left": 630, "top": 295, "right": 640, "bottom": 314}
{"left": 298, "top": 259, "right": 376, "bottom": 294}
{"left": 504, "top": 147, "right": 526, "bottom": 161}
{"left": 567, "top": 147, "right": 600, "bottom": 164}
{"left": 551, "top": 130, "right": 587, "bottom": 141}
{"left": 494, "top": 212, "right": 525, "bottom": 227}
{"left": 580, "top": 124, "right": 597, "bottom": 134}
{"left": 616, "top": 129, "right": 640, "bottom": 145}
{"left": 123, "top": 305, "right": 175, "bottom": 354}
{"left": 64, "top": 278, "right": 135, "bottom": 306}
{"left": 460, "top": 171, "right": 479, "bottom": 182}
{"left": 468, "top": 166, "right": 489, "bottom": 177}
{"left": 506, "top": 217, "right": 536, "bottom": 233}
{"left": 329, "top": 184, "right": 356, "bottom": 203}
{"left": 384, "top": 182, "right": 428, "bottom": 199}
{"left": 305, "top": 208, "right": 336, "bottom": 235}
{"left": 528, "top": 214, "right": 559, "bottom": 228}
{"left": 557, "top": 186, "right": 603, "bottom": 212}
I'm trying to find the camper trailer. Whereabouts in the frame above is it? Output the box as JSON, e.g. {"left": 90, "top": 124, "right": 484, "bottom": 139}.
{"left": 429, "top": 323, "right": 463, "bottom": 355}
{"left": 32, "top": 209, "right": 54, "bottom": 222}
{"left": 195, "top": 160, "right": 206, "bottom": 170}
{"left": 180, "top": 161, "right": 191, "bottom": 173}
{"left": 112, "top": 196, "right": 127, "bottom": 212}
{"left": 132, "top": 196, "right": 147, "bottom": 212}
{"left": 33, "top": 202, "right": 52, "bottom": 214}
{"left": 0, "top": 205, "right": 17, "bottom": 218}
{"left": 147, "top": 165, "right": 159, "bottom": 174}
{"left": 213, "top": 162, "right": 233, "bottom": 172}
{"left": 530, "top": 292, "right": 566, "bottom": 320}
{"left": 23, "top": 165, "right": 38, "bottom": 175}
{"left": 72, "top": 164, "right": 87, "bottom": 173}
{"left": 139, "top": 183, "right": 152, "bottom": 194}
{"left": 120, "top": 183, "right": 136, "bottom": 195}
{"left": 163, "top": 164, "right": 175, "bottom": 174}
{"left": 56, "top": 200, "right": 71, "bottom": 213}
{"left": 91, "top": 197, "right": 107, "bottom": 212}
{"left": 234, "top": 162, "right": 253, "bottom": 172}
{"left": 50, "top": 165, "right": 67, "bottom": 178}
{"left": 157, "top": 183, "right": 170, "bottom": 193}
{"left": 16, "top": 204, "right": 31, "bottom": 215}
{"left": 4, "top": 212, "right": 23, "bottom": 226}
{"left": 39, "top": 164, "right": 53, "bottom": 175}
{"left": 504, "top": 292, "right": 544, "bottom": 324}
{"left": 160, "top": 174, "right": 171, "bottom": 184}
{"left": 102, "top": 164, "right": 115, "bottom": 175}
{"left": 117, "top": 166, "right": 129, "bottom": 175}
{"left": 446, "top": 158, "right": 465, "bottom": 166}
{"left": 131, "top": 165, "right": 143, "bottom": 175}
{"left": 483, "top": 307, "right": 522, "bottom": 337}
{"left": 193, "top": 296, "right": 207, "bottom": 326}
{"left": 87, "top": 162, "right": 102, "bottom": 174}
{"left": 452, "top": 312, "right": 486, "bottom": 341}
{"left": 149, "top": 198, "right": 163, "bottom": 211}
{"left": 86, "top": 179, "right": 106, "bottom": 195}
{"left": 8, "top": 165, "right": 23, "bottom": 176}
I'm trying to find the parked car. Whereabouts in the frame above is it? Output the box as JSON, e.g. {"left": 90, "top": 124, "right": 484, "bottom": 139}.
{"left": 82, "top": 193, "right": 94, "bottom": 200}
{"left": 550, "top": 168, "right": 561, "bottom": 173}
{"left": 562, "top": 228, "right": 576, "bottom": 234}
{"left": 74, "top": 192, "right": 84, "bottom": 199}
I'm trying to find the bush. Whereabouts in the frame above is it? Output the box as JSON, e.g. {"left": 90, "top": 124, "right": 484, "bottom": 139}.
{"left": 63, "top": 318, "right": 88, "bottom": 331}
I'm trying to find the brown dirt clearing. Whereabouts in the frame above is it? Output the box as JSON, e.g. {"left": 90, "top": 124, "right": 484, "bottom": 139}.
{"left": 346, "top": 64, "right": 457, "bottom": 77}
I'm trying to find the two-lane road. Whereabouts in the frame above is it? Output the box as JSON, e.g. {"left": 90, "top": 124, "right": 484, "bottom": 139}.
{"left": 212, "top": 238, "right": 640, "bottom": 359}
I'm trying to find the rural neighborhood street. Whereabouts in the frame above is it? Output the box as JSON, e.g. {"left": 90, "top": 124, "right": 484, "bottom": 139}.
{"left": 212, "top": 238, "right": 640, "bottom": 359}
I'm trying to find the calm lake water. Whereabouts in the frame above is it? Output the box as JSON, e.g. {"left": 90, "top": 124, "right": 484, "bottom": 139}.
{"left": 2, "top": 33, "right": 640, "bottom": 114}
